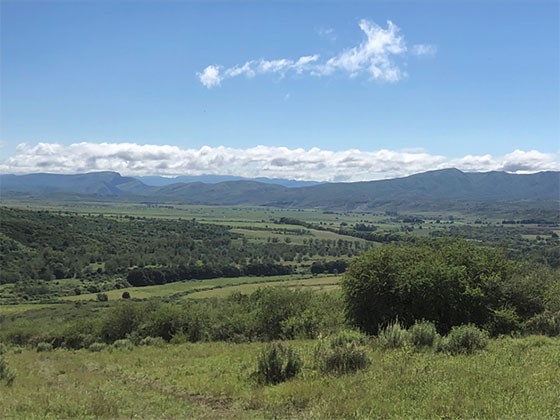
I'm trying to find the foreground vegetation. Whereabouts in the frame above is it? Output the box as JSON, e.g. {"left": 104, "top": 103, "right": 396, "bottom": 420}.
{"left": 1, "top": 335, "right": 559, "bottom": 418}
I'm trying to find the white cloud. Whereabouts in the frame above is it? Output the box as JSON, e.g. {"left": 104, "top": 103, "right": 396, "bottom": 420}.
{"left": 317, "top": 20, "right": 406, "bottom": 82}
{"left": 2, "top": 142, "right": 558, "bottom": 182}
{"left": 198, "top": 65, "right": 222, "bottom": 88}
{"left": 198, "top": 19, "right": 434, "bottom": 87}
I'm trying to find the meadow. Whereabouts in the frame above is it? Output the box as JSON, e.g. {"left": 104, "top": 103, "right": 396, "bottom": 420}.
{"left": 1, "top": 336, "right": 559, "bottom": 418}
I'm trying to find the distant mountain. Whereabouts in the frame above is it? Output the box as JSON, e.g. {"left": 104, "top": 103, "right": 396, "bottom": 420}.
{"left": 1, "top": 169, "right": 558, "bottom": 210}
{"left": 0, "top": 172, "right": 154, "bottom": 196}
{"left": 136, "top": 175, "right": 321, "bottom": 188}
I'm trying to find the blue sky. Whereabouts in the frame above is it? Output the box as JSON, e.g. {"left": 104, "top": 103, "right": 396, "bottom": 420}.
{"left": 1, "top": 0, "right": 558, "bottom": 181}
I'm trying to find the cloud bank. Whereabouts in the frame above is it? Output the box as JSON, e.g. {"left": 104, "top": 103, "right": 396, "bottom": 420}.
{"left": 2, "top": 142, "right": 558, "bottom": 182}
{"left": 198, "top": 19, "right": 435, "bottom": 88}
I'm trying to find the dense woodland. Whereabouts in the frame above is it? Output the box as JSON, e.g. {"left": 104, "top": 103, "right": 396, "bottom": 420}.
{"left": 0, "top": 207, "right": 367, "bottom": 298}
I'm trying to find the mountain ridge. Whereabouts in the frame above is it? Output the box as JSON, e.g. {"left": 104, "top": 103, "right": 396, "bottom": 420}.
{"left": 1, "top": 169, "right": 558, "bottom": 210}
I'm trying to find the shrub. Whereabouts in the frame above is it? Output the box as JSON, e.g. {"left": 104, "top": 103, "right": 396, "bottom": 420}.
{"left": 0, "top": 356, "right": 16, "bottom": 387}
{"left": 0, "top": 342, "right": 6, "bottom": 356}
{"left": 315, "top": 330, "right": 371, "bottom": 375}
{"left": 253, "top": 341, "right": 302, "bottom": 385}
{"left": 112, "top": 339, "right": 134, "bottom": 350}
{"left": 487, "top": 307, "right": 521, "bottom": 336}
{"left": 324, "top": 328, "right": 369, "bottom": 348}
{"left": 139, "top": 336, "right": 166, "bottom": 347}
{"left": 318, "top": 343, "right": 370, "bottom": 375}
{"left": 88, "top": 342, "right": 108, "bottom": 352}
{"left": 122, "top": 291, "right": 131, "bottom": 300}
{"left": 409, "top": 320, "right": 438, "bottom": 349}
{"left": 36, "top": 342, "right": 54, "bottom": 352}
{"left": 377, "top": 320, "right": 409, "bottom": 350}
{"left": 97, "top": 293, "right": 108, "bottom": 302}
{"left": 441, "top": 324, "right": 489, "bottom": 355}
{"left": 523, "top": 311, "right": 560, "bottom": 337}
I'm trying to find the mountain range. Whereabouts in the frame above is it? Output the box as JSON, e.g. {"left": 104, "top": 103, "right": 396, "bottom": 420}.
{"left": 1, "top": 169, "right": 558, "bottom": 211}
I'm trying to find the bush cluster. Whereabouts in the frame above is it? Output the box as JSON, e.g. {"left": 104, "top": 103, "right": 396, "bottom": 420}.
{"left": 0, "top": 288, "right": 344, "bottom": 349}
{"left": 343, "top": 240, "right": 559, "bottom": 336}
{"left": 373, "top": 321, "right": 489, "bottom": 354}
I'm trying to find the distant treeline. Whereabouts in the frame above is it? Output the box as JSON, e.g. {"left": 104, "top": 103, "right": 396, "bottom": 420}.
{"left": 275, "top": 217, "right": 401, "bottom": 243}
{"left": 127, "top": 262, "right": 293, "bottom": 287}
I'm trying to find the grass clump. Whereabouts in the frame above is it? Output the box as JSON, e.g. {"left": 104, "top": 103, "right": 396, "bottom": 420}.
{"left": 87, "top": 342, "right": 108, "bottom": 352}
{"left": 0, "top": 344, "right": 15, "bottom": 387}
{"left": 253, "top": 341, "right": 302, "bottom": 385}
{"left": 441, "top": 324, "right": 489, "bottom": 355}
{"left": 112, "top": 339, "right": 134, "bottom": 351}
{"left": 139, "top": 336, "right": 166, "bottom": 347}
{"left": 36, "top": 342, "right": 53, "bottom": 352}
{"left": 409, "top": 320, "right": 439, "bottom": 349}
{"left": 377, "top": 320, "right": 409, "bottom": 350}
{"left": 315, "top": 329, "right": 371, "bottom": 375}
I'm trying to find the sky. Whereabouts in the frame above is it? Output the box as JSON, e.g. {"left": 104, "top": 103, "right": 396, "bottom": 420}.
{"left": 1, "top": 0, "right": 559, "bottom": 182}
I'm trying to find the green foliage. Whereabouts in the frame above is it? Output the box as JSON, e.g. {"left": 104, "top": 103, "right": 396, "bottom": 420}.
{"left": 317, "top": 343, "right": 371, "bottom": 375}
{"left": 87, "top": 342, "right": 108, "bottom": 352}
{"left": 523, "top": 311, "right": 560, "bottom": 337}
{"left": 0, "top": 355, "right": 15, "bottom": 387}
{"left": 323, "top": 328, "right": 369, "bottom": 348}
{"left": 409, "top": 320, "right": 439, "bottom": 349}
{"left": 441, "top": 324, "right": 489, "bottom": 355}
{"left": 121, "top": 291, "right": 131, "bottom": 299}
{"left": 253, "top": 342, "right": 302, "bottom": 385}
{"left": 487, "top": 307, "right": 521, "bottom": 336}
{"left": 342, "top": 240, "right": 554, "bottom": 335}
{"left": 0, "top": 343, "right": 6, "bottom": 356}
{"left": 36, "top": 342, "right": 53, "bottom": 352}
{"left": 315, "top": 329, "right": 371, "bottom": 375}
{"left": 99, "top": 302, "right": 144, "bottom": 343}
{"left": 139, "top": 336, "right": 166, "bottom": 347}
{"left": 96, "top": 293, "right": 108, "bottom": 302}
{"left": 377, "top": 320, "right": 410, "bottom": 350}
{"left": 112, "top": 339, "right": 134, "bottom": 350}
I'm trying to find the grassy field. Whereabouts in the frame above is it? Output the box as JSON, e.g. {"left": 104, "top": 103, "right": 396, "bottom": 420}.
{"left": 1, "top": 335, "right": 559, "bottom": 418}
{"left": 62, "top": 274, "right": 319, "bottom": 302}
{"left": 187, "top": 275, "right": 341, "bottom": 299}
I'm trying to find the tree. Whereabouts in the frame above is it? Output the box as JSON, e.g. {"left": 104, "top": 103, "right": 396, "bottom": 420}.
{"left": 342, "top": 240, "right": 517, "bottom": 334}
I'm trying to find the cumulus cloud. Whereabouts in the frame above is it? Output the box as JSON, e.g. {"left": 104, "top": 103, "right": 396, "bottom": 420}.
{"left": 198, "top": 65, "right": 222, "bottom": 88}
{"left": 1, "top": 143, "right": 558, "bottom": 182}
{"left": 198, "top": 19, "right": 433, "bottom": 87}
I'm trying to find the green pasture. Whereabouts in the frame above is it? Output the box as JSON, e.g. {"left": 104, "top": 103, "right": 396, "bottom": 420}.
{"left": 1, "top": 336, "right": 559, "bottom": 418}
{"left": 62, "top": 274, "right": 315, "bottom": 302}
{"left": 187, "top": 275, "right": 341, "bottom": 299}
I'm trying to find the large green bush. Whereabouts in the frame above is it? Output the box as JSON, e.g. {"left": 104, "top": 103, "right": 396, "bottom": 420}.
{"left": 341, "top": 240, "right": 549, "bottom": 334}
